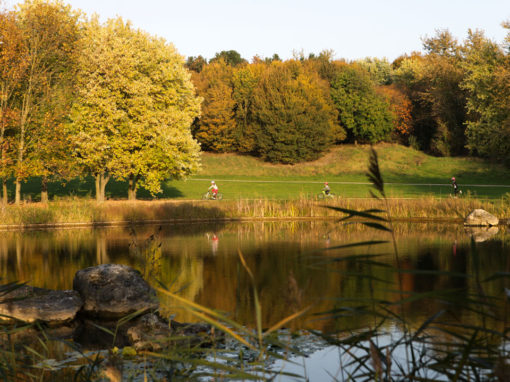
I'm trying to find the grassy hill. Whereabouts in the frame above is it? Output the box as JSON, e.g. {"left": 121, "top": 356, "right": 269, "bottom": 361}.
{"left": 178, "top": 143, "right": 510, "bottom": 200}
{"left": 11, "top": 144, "right": 510, "bottom": 201}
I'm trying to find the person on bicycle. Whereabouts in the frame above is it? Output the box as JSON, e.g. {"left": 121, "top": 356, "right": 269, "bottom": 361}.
{"left": 323, "top": 182, "right": 331, "bottom": 196}
{"left": 451, "top": 177, "right": 458, "bottom": 197}
{"left": 208, "top": 181, "right": 219, "bottom": 199}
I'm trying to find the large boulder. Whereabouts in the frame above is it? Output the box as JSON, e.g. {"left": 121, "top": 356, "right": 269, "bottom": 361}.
{"left": 73, "top": 264, "right": 158, "bottom": 319}
{"left": 0, "top": 285, "right": 82, "bottom": 326}
{"left": 464, "top": 209, "right": 499, "bottom": 227}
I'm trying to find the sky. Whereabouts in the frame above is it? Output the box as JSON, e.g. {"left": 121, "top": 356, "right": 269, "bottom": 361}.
{"left": 3, "top": 0, "right": 510, "bottom": 62}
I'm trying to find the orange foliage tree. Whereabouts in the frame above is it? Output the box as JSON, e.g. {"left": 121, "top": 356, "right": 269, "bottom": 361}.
{"left": 377, "top": 84, "right": 413, "bottom": 140}
{"left": 0, "top": 9, "right": 27, "bottom": 204}
{"left": 192, "top": 59, "right": 237, "bottom": 152}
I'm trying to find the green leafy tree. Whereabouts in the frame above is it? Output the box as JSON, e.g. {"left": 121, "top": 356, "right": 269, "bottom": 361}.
{"left": 355, "top": 57, "right": 393, "bottom": 85}
{"left": 330, "top": 65, "right": 393, "bottom": 143}
{"left": 71, "top": 17, "right": 201, "bottom": 201}
{"left": 263, "top": 53, "right": 281, "bottom": 64}
{"left": 210, "top": 50, "right": 246, "bottom": 67}
{"left": 185, "top": 55, "right": 207, "bottom": 73}
{"left": 251, "top": 61, "right": 337, "bottom": 164}
{"left": 462, "top": 27, "right": 510, "bottom": 165}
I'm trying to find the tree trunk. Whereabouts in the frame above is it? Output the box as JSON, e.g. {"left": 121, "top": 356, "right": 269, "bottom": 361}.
{"left": 15, "top": 58, "right": 34, "bottom": 206}
{"left": 2, "top": 179, "right": 7, "bottom": 205}
{"left": 15, "top": 179, "right": 21, "bottom": 204}
{"left": 41, "top": 176, "right": 48, "bottom": 204}
{"left": 100, "top": 173, "right": 109, "bottom": 202}
{"left": 95, "top": 174, "right": 101, "bottom": 203}
{"left": 128, "top": 174, "right": 137, "bottom": 201}
{"left": 95, "top": 172, "right": 110, "bottom": 203}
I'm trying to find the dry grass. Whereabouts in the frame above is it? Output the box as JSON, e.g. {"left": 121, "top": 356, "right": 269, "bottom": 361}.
{"left": 0, "top": 195, "right": 508, "bottom": 227}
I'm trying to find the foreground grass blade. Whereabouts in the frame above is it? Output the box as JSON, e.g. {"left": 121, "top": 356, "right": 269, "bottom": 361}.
{"left": 156, "top": 287, "right": 255, "bottom": 350}
{"left": 263, "top": 306, "right": 310, "bottom": 337}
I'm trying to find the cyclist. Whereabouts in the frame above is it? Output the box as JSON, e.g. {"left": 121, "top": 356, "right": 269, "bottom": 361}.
{"left": 451, "top": 177, "right": 458, "bottom": 197}
{"left": 208, "top": 181, "right": 219, "bottom": 199}
{"left": 322, "top": 182, "right": 331, "bottom": 196}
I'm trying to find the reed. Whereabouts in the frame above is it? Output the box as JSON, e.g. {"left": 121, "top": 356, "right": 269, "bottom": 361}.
{"left": 309, "top": 147, "right": 510, "bottom": 380}
{"left": 0, "top": 195, "right": 508, "bottom": 227}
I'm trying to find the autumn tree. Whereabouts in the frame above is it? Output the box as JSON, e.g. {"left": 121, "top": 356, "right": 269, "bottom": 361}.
{"left": 14, "top": 0, "right": 80, "bottom": 204}
{"left": 231, "top": 63, "right": 264, "bottom": 153}
{"left": 192, "top": 59, "right": 237, "bottom": 152}
{"left": 71, "top": 17, "right": 201, "bottom": 201}
{"left": 377, "top": 84, "right": 413, "bottom": 142}
{"left": 251, "top": 61, "right": 337, "bottom": 164}
{"left": 393, "top": 31, "right": 467, "bottom": 156}
{"left": 330, "top": 65, "right": 393, "bottom": 143}
{"left": 0, "top": 8, "right": 27, "bottom": 204}
{"left": 302, "top": 50, "right": 340, "bottom": 83}
{"left": 31, "top": 83, "right": 79, "bottom": 203}
{"left": 462, "top": 27, "right": 510, "bottom": 165}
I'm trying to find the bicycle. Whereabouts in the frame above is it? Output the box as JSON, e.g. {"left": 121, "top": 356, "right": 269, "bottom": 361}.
{"left": 317, "top": 191, "right": 336, "bottom": 200}
{"left": 202, "top": 191, "right": 223, "bottom": 200}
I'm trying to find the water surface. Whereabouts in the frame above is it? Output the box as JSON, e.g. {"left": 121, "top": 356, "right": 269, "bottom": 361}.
{"left": 1, "top": 221, "right": 508, "bottom": 331}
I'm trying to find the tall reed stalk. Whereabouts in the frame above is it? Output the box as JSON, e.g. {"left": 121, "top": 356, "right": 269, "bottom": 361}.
{"left": 311, "top": 147, "right": 510, "bottom": 380}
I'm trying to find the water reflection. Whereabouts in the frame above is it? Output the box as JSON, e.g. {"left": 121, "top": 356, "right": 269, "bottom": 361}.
{"left": 1, "top": 222, "right": 508, "bottom": 333}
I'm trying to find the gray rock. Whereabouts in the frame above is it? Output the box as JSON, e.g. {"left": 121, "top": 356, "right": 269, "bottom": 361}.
{"left": 127, "top": 313, "right": 172, "bottom": 351}
{"left": 465, "top": 226, "right": 499, "bottom": 242}
{"left": 0, "top": 285, "right": 82, "bottom": 326}
{"left": 126, "top": 313, "right": 217, "bottom": 351}
{"left": 73, "top": 264, "right": 158, "bottom": 319}
{"left": 464, "top": 209, "right": 499, "bottom": 227}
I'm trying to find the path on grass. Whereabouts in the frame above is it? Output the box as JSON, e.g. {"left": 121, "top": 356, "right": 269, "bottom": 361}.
{"left": 189, "top": 178, "right": 510, "bottom": 188}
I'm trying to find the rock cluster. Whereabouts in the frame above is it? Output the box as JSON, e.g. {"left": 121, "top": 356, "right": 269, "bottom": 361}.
{"left": 0, "top": 264, "right": 213, "bottom": 351}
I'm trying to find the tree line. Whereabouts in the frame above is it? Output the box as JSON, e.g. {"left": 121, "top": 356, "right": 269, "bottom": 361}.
{"left": 1, "top": 0, "right": 509, "bottom": 204}
{"left": 0, "top": 0, "right": 201, "bottom": 204}
{"left": 187, "top": 25, "right": 510, "bottom": 166}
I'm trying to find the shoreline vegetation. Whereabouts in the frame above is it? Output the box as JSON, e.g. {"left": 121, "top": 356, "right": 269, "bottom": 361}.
{"left": 0, "top": 197, "right": 508, "bottom": 229}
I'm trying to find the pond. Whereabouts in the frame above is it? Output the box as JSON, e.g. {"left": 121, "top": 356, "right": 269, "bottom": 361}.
{"left": 1, "top": 220, "right": 509, "bottom": 380}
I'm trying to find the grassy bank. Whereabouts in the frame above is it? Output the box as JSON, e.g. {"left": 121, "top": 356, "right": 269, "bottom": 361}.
{"left": 1, "top": 196, "right": 509, "bottom": 227}
{"left": 7, "top": 144, "right": 510, "bottom": 202}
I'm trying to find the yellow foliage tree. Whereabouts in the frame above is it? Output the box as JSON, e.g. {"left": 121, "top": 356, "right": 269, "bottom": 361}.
{"left": 71, "top": 17, "right": 201, "bottom": 201}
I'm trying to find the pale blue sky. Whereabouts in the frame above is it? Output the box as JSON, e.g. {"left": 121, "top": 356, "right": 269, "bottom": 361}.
{"left": 4, "top": 0, "right": 510, "bottom": 61}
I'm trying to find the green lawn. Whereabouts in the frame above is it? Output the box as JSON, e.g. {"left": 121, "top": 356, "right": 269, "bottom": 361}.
{"left": 9, "top": 144, "right": 510, "bottom": 201}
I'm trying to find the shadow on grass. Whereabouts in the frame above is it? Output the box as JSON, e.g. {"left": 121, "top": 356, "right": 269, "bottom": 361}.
{"left": 132, "top": 180, "right": 184, "bottom": 200}
{"left": 4, "top": 176, "right": 186, "bottom": 202}
{"left": 104, "top": 202, "right": 231, "bottom": 223}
